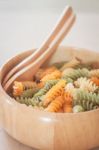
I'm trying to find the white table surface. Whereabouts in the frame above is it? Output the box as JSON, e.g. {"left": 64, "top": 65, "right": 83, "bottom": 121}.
{"left": 0, "top": 1, "right": 99, "bottom": 150}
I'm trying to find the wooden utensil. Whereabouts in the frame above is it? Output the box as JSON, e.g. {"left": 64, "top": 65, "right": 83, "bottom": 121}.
{"left": 3, "top": 6, "right": 73, "bottom": 86}
{"left": 4, "top": 13, "right": 76, "bottom": 91}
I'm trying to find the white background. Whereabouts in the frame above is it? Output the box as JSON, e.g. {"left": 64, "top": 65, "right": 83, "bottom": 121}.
{"left": 0, "top": 0, "right": 99, "bottom": 150}
{"left": 0, "top": 0, "right": 99, "bottom": 66}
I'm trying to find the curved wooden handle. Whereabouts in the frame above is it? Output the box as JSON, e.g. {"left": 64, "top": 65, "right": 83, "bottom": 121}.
{"left": 4, "top": 14, "right": 76, "bottom": 91}
{"left": 3, "top": 6, "right": 73, "bottom": 86}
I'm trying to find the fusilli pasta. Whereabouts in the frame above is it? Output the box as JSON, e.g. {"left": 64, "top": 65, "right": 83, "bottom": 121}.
{"left": 63, "top": 92, "right": 73, "bottom": 112}
{"left": 33, "top": 80, "right": 58, "bottom": 103}
{"left": 73, "top": 89, "right": 99, "bottom": 105}
{"left": 74, "top": 77, "right": 98, "bottom": 92}
{"left": 16, "top": 97, "right": 36, "bottom": 106}
{"left": 45, "top": 96, "right": 64, "bottom": 112}
{"left": 62, "top": 68, "right": 89, "bottom": 80}
{"left": 20, "top": 88, "right": 39, "bottom": 98}
{"left": 43, "top": 80, "right": 66, "bottom": 106}
{"left": 74, "top": 99, "right": 99, "bottom": 111}
{"left": 34, "top": 66, "right": 57, "bottom": 82}
{"left": 60, "top": 57, "right": 81, "bottom": 71}
{"left": 41, "top": 70, "right": 61, "bottom": 83}
{"left": 13, "top": 81, "right": 37, "bottom": 96}
{"left": 11, "top": 59, "right": 99, "bottom": 113}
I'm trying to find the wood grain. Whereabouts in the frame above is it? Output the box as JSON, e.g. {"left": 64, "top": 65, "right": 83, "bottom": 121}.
{"left": 3, "top": 6, "right": 73, "bottom": 86}
{"left": 0, "top": 46, "right": 99, "bottom": 150}
{"left": 4, "top": 14, "right": 76, "bottom": 92}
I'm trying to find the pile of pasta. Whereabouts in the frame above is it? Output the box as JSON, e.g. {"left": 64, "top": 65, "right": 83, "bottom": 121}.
{"left": 12, "top": 57, "right": 99, "bottom": 113}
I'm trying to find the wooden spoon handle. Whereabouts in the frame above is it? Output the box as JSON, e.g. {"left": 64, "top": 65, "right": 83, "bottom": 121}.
{"left": 3, "top": 6, "right": 73, "bottom": 86}
{"left": 4, "top": 14, "right": 76, "bottom": 91}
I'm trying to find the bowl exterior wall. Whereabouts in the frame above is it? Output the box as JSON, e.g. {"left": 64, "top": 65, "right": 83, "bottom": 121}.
{"left": 0, "top": 46, "right": 99, "bottom": 150}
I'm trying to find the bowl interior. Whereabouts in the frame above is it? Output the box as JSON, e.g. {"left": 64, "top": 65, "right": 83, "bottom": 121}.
{"left": 0, "top": 46, "right": 99, "bottom": 150}
{"left": 1, "top": 46, "right": 99, "bottom": 84}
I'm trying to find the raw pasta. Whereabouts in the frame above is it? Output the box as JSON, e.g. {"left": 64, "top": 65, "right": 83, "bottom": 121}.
{"left": 35, "top": 66, "right": 57, "bottom": 82}
{"left": 41, "top": 70, "right": 61, "bottom": 83}
{"left": 74, "top": 99, "right": 99, "bottom": 111}
{"left": 45, "top": 96, "right": 64, "bottom": 112}
{"left": 74, "top": 77, "right": 98, "bottom": 92}
{"left": 11, "top": 60, "right": 99, "bottom": 113}
{"left": 73, "top": 89, "right": 99, "bottom": 105}
{"left": 63, "top": 92, "right": 73, "bottom": 113}
{"left": 13, "top": 81, "right": 38, "bottom": 96}
{"left": 60, "top": 57, "right": 81, "bottom": 71}
{"left": 43, "top": 80, "right": 66, "bottom": 106}
{"left": 62, "top": 68, "right": 89, "bottom": 80}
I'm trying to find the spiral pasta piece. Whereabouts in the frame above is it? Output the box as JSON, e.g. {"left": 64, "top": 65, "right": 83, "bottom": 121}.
{"left": 13, "top": 81, "right": 23, "bottom": 96}
{"left": 63, "top": 92, "right": 73, "bottom": 113}
{"left": 44, "top": 80, "right": 59, "bottom": 90}
{"left": 41, "top": 70, "right": 61, "bottom": 83}
{"left": 33, "top": 80, "right": 58, "bottom": 102}
{"left": 62, "top": 68, "right": 89, "bottom": 80}
{"left": 74, "top": 99, "right": 99, "bottom": 111}
{"left": 89, "top": 69, "right": 99, "bottom": 78}
{"left": 60, "top": 57, "right": 81, "bottom": 71}
{"left": 16, "top": 96, "right": 44, "bottom": 108}
{"left": 43, "top": 80, "right": 66, "bottom": 106}
{"left": 35, "top": 66, "right": 57, "bottom": 81}
{"left": 13, "top": 81, "right": 37, "bottom": 96}
{"left": 62, "top": 68, "right": 74, "bottom": 76}
{"left": 62, "top": 68, "right": 74, "bottom": 82}
{"left": 74, "top": 77, "right": 98, "bottom": 92}
{"left": 43, "top": 66, "right": 57, "bottom": 75}
{"left": 73, "top": 105, "right": 84, "bottom": 113}
{"left": 20, "top": 88, "right": 39, "bottom": 98}
{"left": 91, "top": 77, "right": 99, "bottom": 86}
{"left": 21, "top": 81, "right": 37, "bottom": 89}
{"left": 73, "top": 89, "right": 99, "bottom": 105}
{"left": 45, "top": 96, "right": 64, "bottom": 112}
{"left": 16, "top": 97, "right": 37, "bottom": 106}
{"left": 64, "top": 92, "right": 73, "bottom": 105}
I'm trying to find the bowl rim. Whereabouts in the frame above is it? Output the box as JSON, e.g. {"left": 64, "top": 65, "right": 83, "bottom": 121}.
{"left": 0, "top": 45, "right": 99, "bottom": 116}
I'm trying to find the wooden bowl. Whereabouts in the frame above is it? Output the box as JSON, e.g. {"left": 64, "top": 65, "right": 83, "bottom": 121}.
{"left": 0, "top": 46, "right": 99, "bottom": 150}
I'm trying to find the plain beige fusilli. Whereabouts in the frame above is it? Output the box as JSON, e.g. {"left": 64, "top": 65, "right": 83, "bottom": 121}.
{"left": 74, "top": 77, "right": 98, "bottom": 92}
{"left": 60, "top": 57, "right": 81, "bottom": 71}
